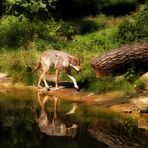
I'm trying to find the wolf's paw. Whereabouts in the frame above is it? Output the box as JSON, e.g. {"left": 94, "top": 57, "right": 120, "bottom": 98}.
{"left": 47, "top": 87, "right": 50, "bottom": 91}
{"left": 76, "top": 87, "right": 80, "bottom": 92}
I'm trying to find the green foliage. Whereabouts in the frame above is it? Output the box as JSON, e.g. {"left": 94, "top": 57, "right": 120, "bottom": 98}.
{"left": 125, "top": 66, "right": 138, "bottom": 83}
{"left": 57, "top": 21, "right": 76, "bottom": 40}
{"left": 32, "top": 17, "right": 106, "bottom": 50}
{"left": 117, "top": 5, "right": 148, "bottom": 43}
{"left": 68, "top": 26, "right": 119, "bottom": 53}
{"left": 83, "top": 75, "right": 134, "bottom": 94}
{"left": 0, "top": 15, "right": 33, "bottom": 48}
{"left": 134, "top": 79, "right": 145, "bottom": 91}
{"left": 35, "top": 39, "right": 49, "bottom": 51}
{"left": 54, "top": 18, "right": 104, "bottom": 41}
{"left": 4, "top": 0, "right": 57, "bottom": 19}
{"left": 0, "top": 49, "right": 40, "bottom": 84}
{"left": 32, "top": 19, "right": 60, "bottom": 39}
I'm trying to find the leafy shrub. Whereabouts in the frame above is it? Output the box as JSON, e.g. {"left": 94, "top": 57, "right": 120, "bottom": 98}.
{"left": 134, "top": 79, "right": 145, "bottom": 91}
{"left": 4, "top": 0, "right": 57, "bottom": 20}
{"left": 0, "top": 15, "right": 33, "bottom": 48}
{"left": 68, "top": 26, "right": 119, "bottom": 53}
{"left": 117, "top": 5, "right": 148, "bottom": 43}
{"left": 32, "top": 19, "right": 61, "bottom": 40}
{"left": 57, "top": 21, "right": 76, "bottom": 40}
{"left": 57, "top": 18, "right": 103, "bottom": 40}
{"left": 125, "top": 66, "right": 138, "bottom": 83}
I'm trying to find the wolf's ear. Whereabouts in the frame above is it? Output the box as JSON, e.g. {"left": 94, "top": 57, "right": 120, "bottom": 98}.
{"left": 67, "top": 55, "right": 73, "bottom": 62}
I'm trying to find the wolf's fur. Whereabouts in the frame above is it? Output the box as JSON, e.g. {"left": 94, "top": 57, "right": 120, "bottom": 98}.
{"left": 33, "top": 50, "right": 80, "bottom": 90}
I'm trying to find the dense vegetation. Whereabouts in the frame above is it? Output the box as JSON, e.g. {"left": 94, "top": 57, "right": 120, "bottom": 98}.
{"left": 0, "top": 0, "right": 147, "bottom": 93}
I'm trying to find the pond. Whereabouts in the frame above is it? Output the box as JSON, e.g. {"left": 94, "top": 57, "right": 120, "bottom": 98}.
{"left": 0, "top": 88, "right": 147, "bottom": 148}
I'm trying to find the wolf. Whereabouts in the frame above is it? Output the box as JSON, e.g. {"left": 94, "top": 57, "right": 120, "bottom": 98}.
{"left": 33, "top": 50, "right": 81, "bottom": 91}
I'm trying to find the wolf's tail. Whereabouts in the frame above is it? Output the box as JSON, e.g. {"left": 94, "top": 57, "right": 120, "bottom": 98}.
{"left": 32, "top": 61, "right": 41, "bottom": 72}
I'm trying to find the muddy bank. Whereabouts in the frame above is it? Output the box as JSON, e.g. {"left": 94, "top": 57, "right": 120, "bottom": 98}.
{"left": 0, "top": 82, "right": 147, "bottom": 111}
{"left": 0, "top": 82, "right": 128, "bottom": 105}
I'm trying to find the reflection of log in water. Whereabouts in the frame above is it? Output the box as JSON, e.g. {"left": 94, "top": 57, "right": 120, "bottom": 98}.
{"left": 32, "top": 92, "right": 78, "bottom": 137}
{"left": 88, "top": 121, "right": 148, "bottom": 148}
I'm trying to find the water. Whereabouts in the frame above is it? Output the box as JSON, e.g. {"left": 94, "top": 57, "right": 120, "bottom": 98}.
{"left": 0, "top": 89, "right": 147, "bottom": 148}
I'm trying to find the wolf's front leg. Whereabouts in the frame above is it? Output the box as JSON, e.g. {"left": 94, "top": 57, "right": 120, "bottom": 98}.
{"left": 66, "top": 69, "right": 79, "bottom": 90}
{"left": 67, "top": 74, "right": 79, "bottom": 90}
{"left": 55, "top": 69, "right": 60, "bottom": 91}
{"left": 66, "top": 74, "right": 79, "bottom": 91}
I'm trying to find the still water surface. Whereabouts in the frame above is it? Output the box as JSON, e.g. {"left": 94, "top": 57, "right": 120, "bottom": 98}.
{"left": 0, "top": 89, "right": 147, "bottom": 148}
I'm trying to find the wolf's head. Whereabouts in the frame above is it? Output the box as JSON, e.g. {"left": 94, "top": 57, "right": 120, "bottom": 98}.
{"left": 69, "top": 56, "right": 81, "bottom": 72}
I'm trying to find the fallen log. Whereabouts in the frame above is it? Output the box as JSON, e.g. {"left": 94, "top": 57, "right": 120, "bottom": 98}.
{"left": 91, "top": 43, "right": 148, "bottom": 78}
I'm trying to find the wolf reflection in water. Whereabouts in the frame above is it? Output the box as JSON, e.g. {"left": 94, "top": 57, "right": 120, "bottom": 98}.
{"left": 32, "top": 93, "right": 78, "bottom": 137}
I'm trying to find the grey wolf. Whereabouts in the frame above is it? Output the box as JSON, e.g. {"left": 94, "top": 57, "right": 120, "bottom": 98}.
{"left": 33, "top": 50, "right": 81, "bottom": 91}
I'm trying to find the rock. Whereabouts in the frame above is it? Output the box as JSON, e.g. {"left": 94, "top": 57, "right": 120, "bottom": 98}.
{"left": 114, "top": 74, "right": 125, "bottom": 82}
{"left": 140, "top": 72, "right": 148, "bottom": 90}
{"left": 0, "top": 73, "right": 9, "bottom": 79}
{"left": 0, "top": 73, "right": 9, "bottom": 83}
{"left": 132, "top": 97, "right": 148, "bottom": 113}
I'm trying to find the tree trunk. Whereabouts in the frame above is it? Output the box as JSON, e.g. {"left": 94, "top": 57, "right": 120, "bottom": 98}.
{"left": 91, "top": 43, "right": 148, "bottom": 78}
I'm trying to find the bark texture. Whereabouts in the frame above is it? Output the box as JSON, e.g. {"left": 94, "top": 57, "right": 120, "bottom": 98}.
{"left": 91, "top": 43, "right": 148, "bottom": 78}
